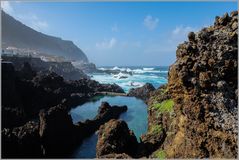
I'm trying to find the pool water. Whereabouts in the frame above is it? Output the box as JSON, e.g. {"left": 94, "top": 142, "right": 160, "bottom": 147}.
{"left": 69, "top": 96, "right": 148, "bottom": 158}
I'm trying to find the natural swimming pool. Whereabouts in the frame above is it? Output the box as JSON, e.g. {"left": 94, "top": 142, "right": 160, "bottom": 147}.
{"left": 69, "top": 95, "right": 148, "bottom": 158}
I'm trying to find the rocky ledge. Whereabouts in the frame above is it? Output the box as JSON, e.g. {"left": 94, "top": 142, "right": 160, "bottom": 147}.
{"left": 96, "top": 119, "right": 138, "bottom": 158}
{"left": 127, "top": 83, "right": 156, "bottom": 102}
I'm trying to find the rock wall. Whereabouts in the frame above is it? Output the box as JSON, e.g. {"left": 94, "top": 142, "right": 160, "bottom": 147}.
{"left": 147, "top": 11, "right": 238, "bottom": 158}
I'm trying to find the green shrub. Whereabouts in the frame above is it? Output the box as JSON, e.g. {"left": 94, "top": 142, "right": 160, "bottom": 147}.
{"left": 153, "top": 99, "right": 174, "bottom": 113}
{"left": 154, "top": 150, "right": 166, "bottom": 159}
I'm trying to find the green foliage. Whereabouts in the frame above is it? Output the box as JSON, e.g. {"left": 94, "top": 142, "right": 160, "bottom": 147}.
{"left": 149, "top": 124, "right": 162, "bottom": 135}
{"left": 154, "top": 150, "right": 166, "bottom": 159}
{"left": 153, "top": 99, "right": 174, "bottom": 113}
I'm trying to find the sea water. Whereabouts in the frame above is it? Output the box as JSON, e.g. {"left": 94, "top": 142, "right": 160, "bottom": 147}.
{"left": 90, "top": 66, "right": 168, "bottom": 93}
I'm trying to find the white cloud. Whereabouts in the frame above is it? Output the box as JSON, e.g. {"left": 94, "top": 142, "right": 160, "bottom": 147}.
{"left": 1, "top": 1, "right": 14, "bottom": 14}
{"left": 111, "top": 24, "right": 119, "bottom": 32}
{"left": 143, "top": 15, "right": 159, "bottom": 31}
{"left": 96, "top": 38, "right": 117, "bottom": 49}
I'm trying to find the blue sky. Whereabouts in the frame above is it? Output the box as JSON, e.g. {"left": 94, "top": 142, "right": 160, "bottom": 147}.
{"left": 1, "top": 1, "right": 237, "bottom": 66}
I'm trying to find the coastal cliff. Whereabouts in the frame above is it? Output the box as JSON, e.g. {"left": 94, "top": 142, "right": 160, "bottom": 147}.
{"left": 148, "top": 11, "right": 238, "bottom": 158}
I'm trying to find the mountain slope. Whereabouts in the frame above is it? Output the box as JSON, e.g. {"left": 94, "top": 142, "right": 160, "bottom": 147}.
{"left": 1, "top": 11, "right": 88, "bottom": 63}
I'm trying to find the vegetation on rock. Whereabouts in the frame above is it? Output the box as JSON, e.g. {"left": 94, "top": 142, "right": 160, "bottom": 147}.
{"left": 153, "top": 150, "right": 166, "bottom": 159}
{"left": 152, "top": 99, "right": 174, "bottom": 113}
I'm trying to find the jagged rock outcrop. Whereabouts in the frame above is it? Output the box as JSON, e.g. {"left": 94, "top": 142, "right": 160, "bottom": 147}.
{"left": 2, "top": 101, "right": 127, "bottom": 158}
{"left": 96, "top": 119, "right": 138, "bottom": 158}
{"left": 127, "top": 83, "right": 155, "bottom": 101}
{"left": 39, "top": 104, "right": 80, "bottom": 157}
{"left": 146, "top": 11, "right": 238, "bottom": 158}
{"left": 76, "top": 102, "right": 128, "bottom": 137}
{"left": 2, "top": 121, "right": 42, "bottom": 158}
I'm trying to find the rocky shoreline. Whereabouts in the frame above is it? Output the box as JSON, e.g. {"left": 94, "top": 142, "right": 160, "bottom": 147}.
{"left": 1, "top": 10, "right": 238, "bottom": 159}
{"left": 1, "top": 58, "right": 126, "bottom": 158}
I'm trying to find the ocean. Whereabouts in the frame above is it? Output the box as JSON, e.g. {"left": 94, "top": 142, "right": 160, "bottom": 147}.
{"left": 90, "top": 66, "right": 169, "bottom": 92}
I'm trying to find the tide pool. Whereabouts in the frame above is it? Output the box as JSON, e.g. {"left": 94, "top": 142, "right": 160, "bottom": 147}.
{"left": 69, "top": 96, "right": 148, "bottom": 158}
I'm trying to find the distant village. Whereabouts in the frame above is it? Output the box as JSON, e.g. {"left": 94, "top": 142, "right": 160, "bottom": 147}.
{"left": 1, "top": 46, "right": 67, "bottom": 62}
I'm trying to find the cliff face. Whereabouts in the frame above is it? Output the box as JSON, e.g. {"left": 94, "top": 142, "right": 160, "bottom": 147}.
{"left": 148, "top": 11, "right": 238, "bottom": 158}
{"left": 1, "top": 11, "right": 88, "bottom": 63}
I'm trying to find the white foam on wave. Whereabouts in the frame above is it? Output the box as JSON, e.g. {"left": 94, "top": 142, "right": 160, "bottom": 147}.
{"left": 112, "top": 72, "right": 130, "bottom": 79}
{"left": 112, "top": 66, "right": 121, "bottom": 70}
{"left": 97, "top": 67, "right": 168, "bottom": 74}
{"left": 98, "top": 67, "right": 107, "bottom": 71}
{"left": 123, "top": 81, "right": 145, "bottom": 87}
{"left": 143, "top": 67, "right": 154, "bottom": 71}
{"left": 131, "top": 69, "right": 168, "bottom": 74}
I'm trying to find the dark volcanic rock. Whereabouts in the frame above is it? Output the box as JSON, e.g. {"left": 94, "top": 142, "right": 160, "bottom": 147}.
{"left": 96, "top": 119, "right": 138, "bottom": 158}
{"left": 76, "top": 102, "right": 128, "bottom": 137}
{"left": 97, "top": 83, "right": 125, "bottom": 93}
{"left": 2, "top": 107, "right": 25, "bottom": 129}
{"left": 1, "top": 62, "right": 22, "bottom": 109}
{"left": 39, "top": 104, "right": 80, "bottom": 157}
{"left": 2, "top": 121, "right": 42, "bottom": 158}
{"left": 128, "top": 83, "right": 155, "bottom": 101}
{"left": 18, "top": 62, "right": 36, "bottom": 80}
